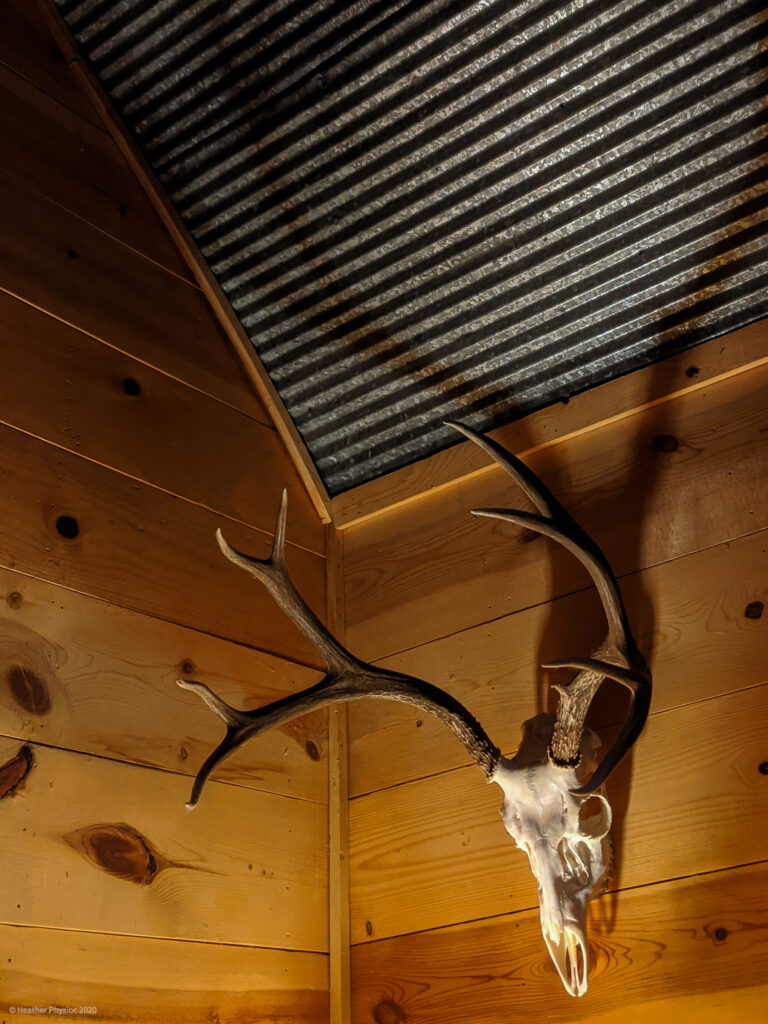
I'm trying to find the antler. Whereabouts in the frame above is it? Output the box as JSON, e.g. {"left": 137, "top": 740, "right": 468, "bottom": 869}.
{"left": 180, "top": 425, "right": 650, "bottom": 805}
{"left": 447, "top": 422, "right": 652, "bottom": 795}
{"left": 178, "top": 490, "right": 500, "bottom": 807}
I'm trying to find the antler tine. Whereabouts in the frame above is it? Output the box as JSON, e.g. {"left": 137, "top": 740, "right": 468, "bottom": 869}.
{"left": 179, "top": 665, "right": 501, "bottom": 806}
{"left": 216, "top": 492, "right": 351, "bottom": 675}
{"left": 181, "top": 492, "right": 503, "bottom": 806}
{"left": 447, "top": 420, "right": 651, "bottom": 793}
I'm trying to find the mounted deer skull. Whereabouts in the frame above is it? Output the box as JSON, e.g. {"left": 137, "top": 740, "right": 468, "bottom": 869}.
{"left": 178, "top": 422, "right": 651, "bottom": 996}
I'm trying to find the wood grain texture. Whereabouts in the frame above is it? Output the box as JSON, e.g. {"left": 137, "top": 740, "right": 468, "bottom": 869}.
{"left": 0, "top": 422, "right": 326, "bottom": 665}
{"left": 0, "top": 0, "right": 100, "bottom": 126}
{"left": 40, "top": 0, "right": 334, "bottom": 526}
{"left": 1, "top": 923, "right": 329, "bottom": 1023}
{"left": 350, "top": 863, "right": 768, "bottom": 1023}
{"left": 0, "top": 737, "right": 328, "bottom": 950}
{"left": 0, "top": 567, "right": 327, "bottom": 803}
{"left": 0, "top": 292, "right": 324, "bottom": 552}
{"left": 348, "top": 528, "right": 768, "bottom": 796}
{"left": 344, "top": 364, "right": 768, "bottom": 660}
{"left": 0, "top": 171, "right": 265, "bottom": 420}
{"left": 333, "top": 318, "right": 768, "bottom": 528}
{"left": 0, "top": 63, "right": 191, "bottom": 279}
{"left": 349, "top": 684, "right": 768, "bottom": 943}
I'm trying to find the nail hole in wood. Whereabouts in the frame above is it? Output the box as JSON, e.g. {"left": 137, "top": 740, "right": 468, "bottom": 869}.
{"left": 123, "top": 377, "right": 141, "bottom": 397}
{"left": 56, "top": 515, "right": 79, "bottom": 540}
{"left": 685, "top": 365, "right": 700, "bottom": 378}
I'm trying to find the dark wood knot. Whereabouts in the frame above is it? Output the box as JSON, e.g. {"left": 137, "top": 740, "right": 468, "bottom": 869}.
{"left": 7, "top": 665, "right": 51, "bottom": 715}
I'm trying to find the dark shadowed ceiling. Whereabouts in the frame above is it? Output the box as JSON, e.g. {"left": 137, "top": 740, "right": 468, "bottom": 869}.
{"left": 55, "top": 0, "right": 768, "bottom": 494}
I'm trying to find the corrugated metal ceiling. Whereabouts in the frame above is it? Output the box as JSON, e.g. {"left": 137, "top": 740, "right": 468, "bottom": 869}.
{"left": 55, "top": 0, "right": 768, "bottom": 494}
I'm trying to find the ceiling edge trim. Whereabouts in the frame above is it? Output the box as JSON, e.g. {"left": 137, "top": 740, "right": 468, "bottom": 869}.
{"left": 37, "top": 0, "right": 333, "bottom": 526}
{"left": 331, "top": 317, "right": 768, "bottom": 529}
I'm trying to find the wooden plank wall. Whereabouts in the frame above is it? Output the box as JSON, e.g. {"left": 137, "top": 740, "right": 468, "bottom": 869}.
{"left": 0, "top": 5, "right": 329, "bottom": 1021}
{"left": 341, "top": 330, "right": 768, "bottom": 1022}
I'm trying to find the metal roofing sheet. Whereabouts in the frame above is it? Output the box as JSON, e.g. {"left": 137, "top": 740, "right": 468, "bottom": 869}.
{"left": 56, "top": 0, "right": 768, "bottom": 494}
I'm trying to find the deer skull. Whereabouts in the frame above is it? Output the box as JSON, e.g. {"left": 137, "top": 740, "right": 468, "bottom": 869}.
{"left": 179, "top": 422, "right": 650, "bottom": 997}
{"left": 493, "top": 713, "right": 613, "bottom": 996}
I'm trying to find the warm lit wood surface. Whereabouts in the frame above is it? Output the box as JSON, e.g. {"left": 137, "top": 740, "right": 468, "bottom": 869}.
{"left": 0, "top": 172, "right": 265, "bottom": 420}
{"left": 332, "top": 319, "right": 768, "bottom": 528}
{"left": 0, "top": 62, "right": 191, "bottom": 279}
{"left": 348, "top": 528, "right": 768, "bottom": 796}
{"left": 0, "top": 422, "right": 325, "bottom": 665}
{"left": 348, "top": 684, "right": 768, "bottom": 943}
{"left": 350, "top": 863, "right": 768, "bottom": 1023}
{"left": 344, "top": 362, "right": 768, "bottom": 660}
{"left": 0, "top": 292, "right": 324, "bottom": 552}
{"left": 0, "top": 736, "right": 327, "bottom": 950}
{"left": 0, "top": 568, "right": 326, "bottom": 803}
{"left": 0, "top": 7, "right": 330, "bottom": 1018}
{"left": 1, "top": 923, "right": 329, "bottom": 1023}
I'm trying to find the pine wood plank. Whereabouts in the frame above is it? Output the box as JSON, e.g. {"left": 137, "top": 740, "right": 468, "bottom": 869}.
{"left": 344, "top": 363, "right": 768, "bottom": 661}
{"left": 0, "top": 0, "right": 100, "bottom": 127}
{"left": 0, "top": 63, "right": 191, "bottom": 279}
{"left": 333, "top": 319, "right": 768, "bottom": 528}
{"left": 0, "top": 292, "right": 324, "bottom": 553}
{"left": 348, "top": 684, "right": 768, "bottom": 943}
{"left": 1, "top": 923, "right": 328, "bottom": 1024}
{"left": 0, "top": 737, "right": 328, "bottom": 950}
{"left": 348, "top": 529, "right": 768, "bottom": 796}
{"left": 0, "top": 172, "right": 265, "bottom": 420}
{"left": 350, "top": 863, "right": 768, "bottom": 1023}
{"left": 40, "top": 0, "right": 334, "bottom": 526}
{"left": 0, "top": 566, "right": 327, "bottom": 804}
{"left": 0, "top": 422, "right": 325, "bottom": 665}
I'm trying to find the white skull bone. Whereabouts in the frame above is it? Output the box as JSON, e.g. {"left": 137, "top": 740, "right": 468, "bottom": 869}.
{"left": 491, "top": 713, "right": 613, "bottom": 997}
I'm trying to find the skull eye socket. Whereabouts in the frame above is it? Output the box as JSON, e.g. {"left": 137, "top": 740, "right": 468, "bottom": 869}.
{"left": 577, "top": 793, "right": 612, "bottom": 841}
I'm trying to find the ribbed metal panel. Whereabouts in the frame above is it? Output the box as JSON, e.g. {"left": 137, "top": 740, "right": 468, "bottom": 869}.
{"left": 56, "top": 0, "right": 768, "bottom": 494}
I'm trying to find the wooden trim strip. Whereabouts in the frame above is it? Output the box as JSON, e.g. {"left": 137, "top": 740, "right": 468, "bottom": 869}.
{"left": 332, "top": 318, "right": 768, "bottom": 528}
{"left": 326, "top": 526, "right": 352, "bottom": 1024}
{"left": 38, "top": 0, "right": 332, "bottom": 526}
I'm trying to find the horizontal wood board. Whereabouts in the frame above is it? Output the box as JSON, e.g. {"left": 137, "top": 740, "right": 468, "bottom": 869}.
{"left": 0, "top": 171, "right": 264, "bottom": 420}
{"left": 0, "top": 0, "right": 100, "bottom": 127}
{"left": 0, "top": 737, "right": 328, "bottom": 951}
{"left": 333, "top": 319, "right": 768, "bottom": 527}
{"left": 348, "top": 527, "right": 768, "bottom": 795}
{"left": 350, "top": 863, "right": 768, "bottom": 1023}
{"left": 0, "top": 292, "right": 323, "bottom": 553}
{"left": 0, "top": 422, "right": 326, "bottom": 665}
{"left": 348, "top": 684, "right": 768, "bottom": 943}
{"left": 0, "top": 923, "right": 329, "bottom": 1023}
{"left": 0, "top": 567, "right": 327, "bottom": 803}
{"left": 0, "top": 62, "right": 191, "bottom": 280}
{"left": 344, "top": 362, "right": 768, "bottom": 660}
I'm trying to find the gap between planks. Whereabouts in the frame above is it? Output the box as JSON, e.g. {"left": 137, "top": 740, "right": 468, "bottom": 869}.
{"left": 0, "top": 730, "right": 327, "bottom": 808}
{"left": 0, "top": 562, "right": 324, "bottom": 677}
{"left": 2, "top": 159, "right": 199, "bottom": 289}
{"left": 0, "top": 918, "right": 334, "bottom": 956}
{"left": 38, "top": 0, "right": 333, "bottom": 527}
{"left": 0, "top": 284, "right": 277, "bottom": 431}
{"left": 347, "top": 673, "right": 768, "bottom": 802}
{"left": 348, "top": 856, "right": 768, "bottom": 949}
{"left": 356, "top": 522, "right": 768, "bottom": 671}
{"left": 332, "top": 321, "right": 768, "bottom": 529}
{"left": 0, "top": 410, "right": 323, "bottom": 560}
